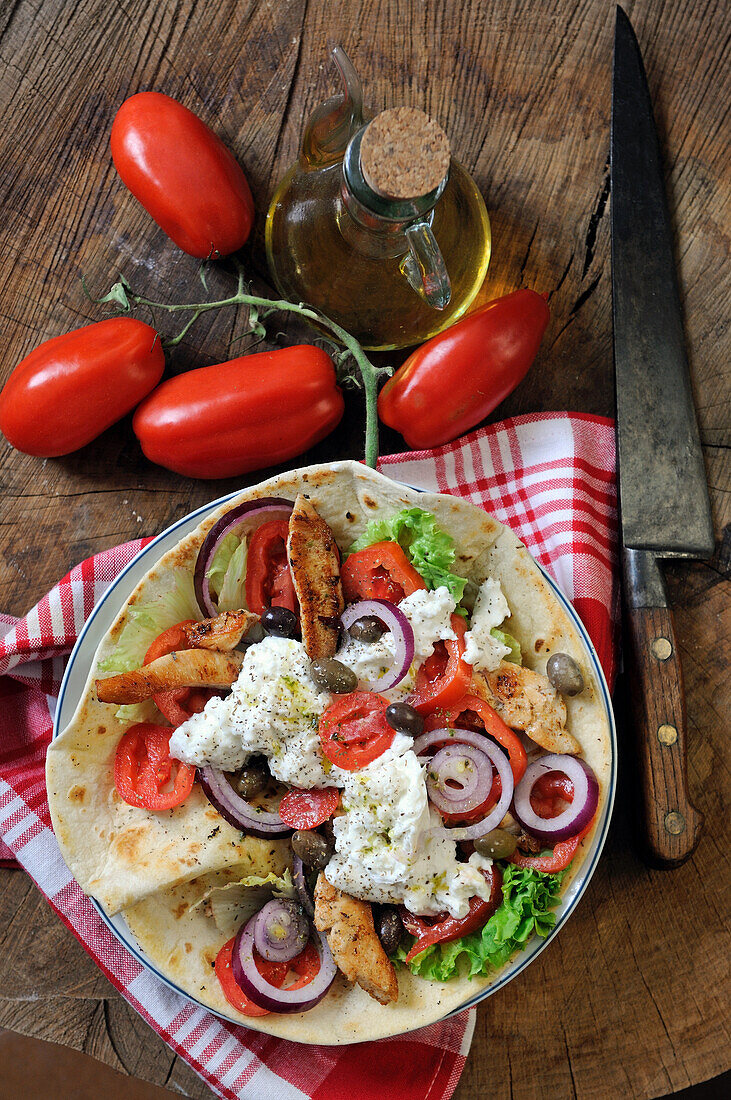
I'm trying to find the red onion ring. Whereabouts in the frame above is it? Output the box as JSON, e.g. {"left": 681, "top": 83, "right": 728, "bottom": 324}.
{"left": 425, "top": 743, "right": 494, "bottom": 815}
{"left": 413, "top": 727, "right": 515, "bottom": 840}
{"left": 194, "top": 498, "right": 294, "bottom": 617}
{"left": 513, "top": 754, "right": 599, "bottom": 842}
{"left": 232, "top": 917, "right": 337, "bottom": 1013}
{"left": 198, "top": 767, "right": 291, "bottom": 838}
{"left": 253, "top": 898, "right": 310, "bottom": 963}
{"left": 340, "top": 599, "right": 415, "bottom": 690}
{"left": 292, "top": 854, "right": 315, "bottom": 918}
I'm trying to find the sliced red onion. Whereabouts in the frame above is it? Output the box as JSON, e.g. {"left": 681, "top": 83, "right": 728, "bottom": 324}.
{"left": 232, "top": 917, "right": 337, "bottom": 1013}
{"left": 292, "top": 854, "right": 315, "bottom": 918}
{"left": 194, "top": 497, "right": 294, "bottom": 616}
{"left": 199, "top": 767, "right": 291, "bottom": 838}
{"left": 413, "top": 727, "right": 515, "bottom": 841}
{"left": 425, "top": 743, "right": 494, "bottom": 815}
{"left": 253, "top": 899, "right": 310, "bottom": 963}
{"left": 513, "top": 754, "right": 599, "bottom": 842}
{"left": 340, "top": 599, "right": 414, "bottom": 690}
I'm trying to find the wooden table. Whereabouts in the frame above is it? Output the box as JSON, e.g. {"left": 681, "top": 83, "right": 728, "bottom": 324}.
{"left": 0, "top": 1, "right": 728, "bottom": 1096}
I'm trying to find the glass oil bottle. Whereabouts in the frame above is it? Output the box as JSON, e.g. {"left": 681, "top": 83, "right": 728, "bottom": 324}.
{"left": 265, "top": 47, "right": 491, "bottom": 351}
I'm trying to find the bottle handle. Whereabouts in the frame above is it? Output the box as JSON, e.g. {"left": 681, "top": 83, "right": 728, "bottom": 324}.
{"left": 401, "top": 221, "right": 452, "bottom": 310}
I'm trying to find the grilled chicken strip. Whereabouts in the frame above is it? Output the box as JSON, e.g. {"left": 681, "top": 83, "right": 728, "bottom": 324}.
{"left": 314, "top": 873, "right": 398, "bottom": 1006}
{"left": 287, "top": 495, "right": 344, "bottom": 660}
{"left": 96, "top": 649, "right": 243, "bottom": 705}
{"left": 183, "top": 609, "right": 259, "bottom": 651}
{"left": 473, "top": 662, "right": 581, "bottom": 755}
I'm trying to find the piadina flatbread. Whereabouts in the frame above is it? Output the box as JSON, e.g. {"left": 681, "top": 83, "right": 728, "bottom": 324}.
{"left": 47, "top": 461, "right": 612, "bottom": 1042}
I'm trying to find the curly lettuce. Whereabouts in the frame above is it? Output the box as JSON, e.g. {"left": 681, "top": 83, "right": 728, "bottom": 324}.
{"left": 490, "top": 627, "right": 522, "bottom": 665}
{"left": 95, "top": 567, "right": 200, "bottom": 723}
{"left": 346, "top": 507, "right": 468, "bottom": 603}
{"left": 394, "top": 865, "right": 564, "bottom": 982}
{"left": 194, "top": 870, "right": 296, "bottom": 938}
{"left": 206, "top": 534, "right": 248, "bottom": 611}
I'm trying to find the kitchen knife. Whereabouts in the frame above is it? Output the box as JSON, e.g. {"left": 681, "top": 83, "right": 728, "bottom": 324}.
{"left": 611, "top": 6, "right": 714, "bottom": 866}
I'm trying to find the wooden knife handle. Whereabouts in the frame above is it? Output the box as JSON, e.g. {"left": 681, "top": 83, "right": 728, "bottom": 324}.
{"left": 624, "top": 600, "right": 704, "bottom": 865}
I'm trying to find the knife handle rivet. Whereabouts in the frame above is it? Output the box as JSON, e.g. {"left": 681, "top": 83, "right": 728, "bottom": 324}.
{"left": 658, "top": 724, "right": 678, "bottom": 745}
{"left": 664, "top": 811, "right": 685, "bottom": 836}
{"left": 652, "top": 637, "right": 673, "bottom": 660}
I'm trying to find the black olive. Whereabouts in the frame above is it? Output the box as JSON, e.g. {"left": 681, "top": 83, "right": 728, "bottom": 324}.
{"left": 385, "top": 701, "right": 424, "bottom": 737}
{"left": 546, "top": 652, "right": 585, "bottom": 696}
{"left": 310, "top": 658, "right": 358, "bottom": 694}
{"left": 474, "top": 829, "right": 518, "bottom": 860}
{"left": 240, "top": 620, "right": 266, "bottom": 649}
{"left": 291, "top": 829, "right": 333, "bottom": 871}
{"left": 376, "top": 906, "right": 404, "bottom": 955}
{"left": 229, "top": 756, "right": 269, "bottom": 799}
{"left": 262, "top": 605, "right": 299, "bottom": 638}
{"left": 348, "top": 615, "right": 386, "bottom": 643}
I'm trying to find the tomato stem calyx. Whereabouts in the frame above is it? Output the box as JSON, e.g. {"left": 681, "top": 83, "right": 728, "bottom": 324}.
{"left": 86, "top": 263, "right": 390, "bottom": 468}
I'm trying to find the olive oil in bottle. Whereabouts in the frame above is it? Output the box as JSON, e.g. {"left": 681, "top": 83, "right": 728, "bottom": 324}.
{"left": 266, "top": 48, "right": 491, "bottom": 351}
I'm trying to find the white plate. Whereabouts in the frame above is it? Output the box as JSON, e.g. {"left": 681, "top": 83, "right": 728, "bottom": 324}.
{"left": 54, "top": 485, "right": 617, "bottom": 1031}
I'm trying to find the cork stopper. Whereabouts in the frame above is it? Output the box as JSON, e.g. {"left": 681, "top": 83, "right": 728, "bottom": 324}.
{"left": 360, "top": 107, "right": 450, "bottom": 200}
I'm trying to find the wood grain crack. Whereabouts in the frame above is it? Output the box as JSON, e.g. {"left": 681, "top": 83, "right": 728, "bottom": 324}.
{"left": 518, "top": 221, "right": 539, "bottom": 283}
{"left": 582, "top": 162, "right": 611, "bottom": 278}
{"left": 271, "top": 0, "right": 310, "bottom": 171}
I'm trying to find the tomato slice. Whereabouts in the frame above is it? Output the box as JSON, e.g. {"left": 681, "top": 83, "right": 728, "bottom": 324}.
{"left": 245, "top": 520, "right": 297, "bottom": 617}
{"left": 144, "top": 620, "right": 217, "bottom": 728}
{"left": 283, "top": 940, "right": 321, "bottom": 989}
{"left": 530, "top": 772, "right": 574, "bottom": 819}
{"left": 215, "top": 938, "right": 288, "bottom": 1017}
{"left": 401, "top": 864, "right": 503, "bottom": 962}
{"left": 278, "top": 787, "right": 340, "bottom": 829}
{"left": 341, "top": 541, "right": 426, "bottom": 604}
{"left": 408, "top": 615, "right": 472, "bottom": 715}
{"left": 423, "top": 692, "right": 527, "bottom": 784}
{"left": 319, "top": 692, "right": 394, "bottom": 770}
{"left": 509, "top": 818, "right": 594, "bottom": 873}
{"left": 114, "top": 723, "right": 196, "bottom": 810}
{"left": 215, "top": 938, "right": 321, "bottom": 1017}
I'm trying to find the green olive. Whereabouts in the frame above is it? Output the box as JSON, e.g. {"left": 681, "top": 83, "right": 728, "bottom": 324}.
{"left": 348, "top": 615, "right": 386, "bottom": 643}
{"left": 474, "top": 829, "right": 518, "bottom": 860}
{"left": 546, "top": 652, "right": 585, "bottom": 696}
{"left": 291, "top": 829, "right": 333, "bottom": 871}
{"left": 229, "top": 757, "right": 269, "bottom": 799}
{"left": 310, "top": 658, "right": 358, "bottom": 694}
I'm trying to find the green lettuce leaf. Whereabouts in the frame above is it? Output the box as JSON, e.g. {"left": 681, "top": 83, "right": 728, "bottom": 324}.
{"left": 394, "top": 865, "right": 564, "bottom": 982}
{"left": 206, "top": 533, "right": 248, "bottom": 610}
{"left": 218, "top": 537, "right": 248, "bottom": 611}
{"left": 96, "top": 568, "right": 200, "bottom": 722}
{"left": 346, "top": 507, "right": 467, "bottom": 603}
{"left": 490, "top": 627, "right": 522, "bottom": 665}
{"left": 194, "top": 869, "right": 296, "bottom": 938}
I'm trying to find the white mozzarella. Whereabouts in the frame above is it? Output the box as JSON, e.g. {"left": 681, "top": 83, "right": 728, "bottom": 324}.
{"left": 463, "top": 577, "right": 511, "bottom": 671}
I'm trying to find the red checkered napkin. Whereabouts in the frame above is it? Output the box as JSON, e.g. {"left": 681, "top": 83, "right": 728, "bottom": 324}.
{"left": 0, "top": 412, "right": 617, "bottom": 1100}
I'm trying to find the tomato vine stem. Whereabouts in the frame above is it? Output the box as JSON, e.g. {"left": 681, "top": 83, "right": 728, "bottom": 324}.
{"left": 89, "top": 263, "right": 390, "bottom": 468}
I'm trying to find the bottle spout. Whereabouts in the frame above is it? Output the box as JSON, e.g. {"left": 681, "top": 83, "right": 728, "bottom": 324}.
{"left": 301, "top": 46, "right": 364, "bottom": 166}
{"left": 330, "top": 45, "right": 363, "bottom": 131}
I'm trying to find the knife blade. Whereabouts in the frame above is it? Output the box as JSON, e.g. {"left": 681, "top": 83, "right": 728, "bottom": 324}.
{"left": 611, "top": 6, "right": 713, "bottom": 866}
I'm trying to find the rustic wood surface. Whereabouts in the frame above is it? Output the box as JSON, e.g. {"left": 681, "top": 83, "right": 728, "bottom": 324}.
{"left": 0, "top": 0, "right": 729, "bottom": 1097}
